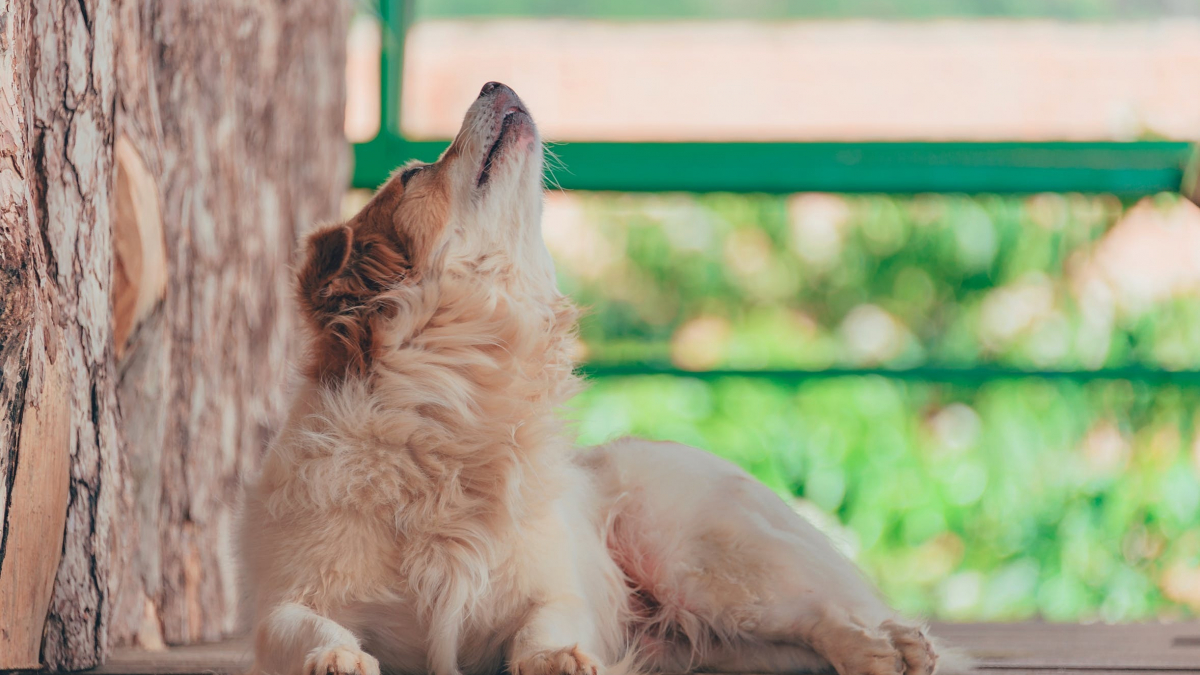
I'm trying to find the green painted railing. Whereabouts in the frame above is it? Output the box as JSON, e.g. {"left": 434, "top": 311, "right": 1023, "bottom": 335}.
{"left": 356, "top": 136, "right": 1193, "bottom": 197}
{"left": 352, "top": 0, "right": 1196, "bottom": 197}
{"left": 351, "top": 0, "right": 1200, "bottom": 384}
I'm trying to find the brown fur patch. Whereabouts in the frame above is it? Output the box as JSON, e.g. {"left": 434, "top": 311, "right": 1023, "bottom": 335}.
{"left": 298, "top": 167, "right": 450, "bottom": 382}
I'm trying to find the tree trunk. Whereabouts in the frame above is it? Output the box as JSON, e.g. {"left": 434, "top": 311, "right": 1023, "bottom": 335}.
{"left": 0, "top": 1, "right": 349, "bottom": 670}
{"left": 1, "top": 1, "right": 122, "bottom": 669}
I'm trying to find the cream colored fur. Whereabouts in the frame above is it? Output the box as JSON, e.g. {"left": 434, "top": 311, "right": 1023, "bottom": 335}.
{"left": 239, "top": 83, "right": 957, "bottom": 675}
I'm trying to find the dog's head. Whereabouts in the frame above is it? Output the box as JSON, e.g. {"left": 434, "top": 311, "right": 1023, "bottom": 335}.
{"left": 298, "top": 82, "right": 558, "bottom": 382}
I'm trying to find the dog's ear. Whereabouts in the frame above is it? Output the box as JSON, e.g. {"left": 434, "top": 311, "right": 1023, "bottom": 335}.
{"left": 297, "top": 222, "right": 412, "bottom": 381}
{"left": 299, "top": 224, "right": 354, "bottom": 310}
{"left": 298, "top": 221, "right": 414, "bottom": 314}
{"left": 296, "top": 171, "right": 444, "bottom": 381}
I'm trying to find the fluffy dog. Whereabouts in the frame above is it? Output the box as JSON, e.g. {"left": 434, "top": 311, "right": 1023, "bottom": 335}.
{"left": 239, "top": 82, "right": 948, "bottom": 675}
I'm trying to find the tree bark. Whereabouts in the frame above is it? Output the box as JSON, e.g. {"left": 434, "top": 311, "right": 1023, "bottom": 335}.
{"left": 1, "top": 1, "right": 122, "bottom": 670}
{"left": 109, "top": 0, "right": 350, "bottom": 653}
{"left": 0, "top": 0, "right": 348, "bottom": 670}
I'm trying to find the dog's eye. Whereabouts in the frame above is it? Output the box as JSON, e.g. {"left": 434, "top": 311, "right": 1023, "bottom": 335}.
{"left": 400, "top": 165, "right": 427, "bottom": 187}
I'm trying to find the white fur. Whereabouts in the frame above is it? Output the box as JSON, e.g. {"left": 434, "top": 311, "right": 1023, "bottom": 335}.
{"left": 239, "top": 83, "right": 956, "bottom": 675}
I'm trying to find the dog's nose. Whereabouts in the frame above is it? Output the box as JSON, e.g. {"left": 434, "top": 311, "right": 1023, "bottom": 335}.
{"left": 479, "top": 81, "right": 508, "bottom": 98}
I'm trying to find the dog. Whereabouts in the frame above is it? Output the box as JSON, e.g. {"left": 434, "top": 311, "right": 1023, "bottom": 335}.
{"left": 239, "top": 81, "right": 950, "bottom": 675}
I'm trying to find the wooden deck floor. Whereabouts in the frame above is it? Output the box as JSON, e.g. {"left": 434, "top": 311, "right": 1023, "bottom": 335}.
{"left": 83, "top": 623, "right": 1200, "bottom": 675}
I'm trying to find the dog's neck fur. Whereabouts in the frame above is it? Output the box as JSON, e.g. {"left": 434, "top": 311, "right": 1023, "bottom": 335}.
{"left": 372, "top": 268, "right": 581, "bottom": 462}
{"left": 269, "top": 266, "right": 580, "bottom": 528}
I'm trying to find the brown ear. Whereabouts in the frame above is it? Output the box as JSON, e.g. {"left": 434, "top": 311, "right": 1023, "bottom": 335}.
{"left": 299, "top": 224, "right": 354, "bottom": 304}
{"left": 296, "top": 222, "right": 412, "bottom": 381}
{"left": 297, "top": 224, "right": 366, "bottom": 381}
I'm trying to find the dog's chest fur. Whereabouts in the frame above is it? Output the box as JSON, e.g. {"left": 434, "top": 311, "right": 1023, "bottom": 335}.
{"left": 247, "top": 370, "right": 628, "bottom": 674}
{"left": 331, "top": 469, "right": 625, "bottom": 675}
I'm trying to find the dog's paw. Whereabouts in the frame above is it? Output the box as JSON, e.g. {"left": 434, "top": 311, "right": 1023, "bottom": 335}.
{"left": 509, "top": 645, "right": 600, "bottom": 675}
{"left": 883, "top": 620, "right": 938, "bottom": 675}
{"left": 813, "top": 616, "right": 938, "bottom": 675}
{"left": 827, "top": 629, "right": 906, "bottom": 675}
{"left": 303, "top": 646, "right": 381, "bottom": 675}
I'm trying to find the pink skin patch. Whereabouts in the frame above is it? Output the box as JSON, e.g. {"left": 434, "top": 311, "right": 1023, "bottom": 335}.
{"left": 511, "top": 114, "right": 537, "bottom": 152}
{"left": 474, "top": 89, "right": 536, "bottom": 186}
{"left": 487, "top": 89, "right": 536, "bottom": 151}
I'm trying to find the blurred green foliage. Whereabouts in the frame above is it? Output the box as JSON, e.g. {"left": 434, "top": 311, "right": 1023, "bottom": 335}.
{"left": 561, "top": 192, "right": 1200, "bottom": 371}
{"left": 551, "top": 191, "right": 1200, "bottom": 621}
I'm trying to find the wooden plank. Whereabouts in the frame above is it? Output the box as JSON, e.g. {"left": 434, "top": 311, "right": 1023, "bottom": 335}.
{"left": 984, "top": 667, "right": 1200, "bottom": 672}
{"left": 933, "top": 622, "right": 1200, "bottom": 670}
{"left": 85, "top": 638, "right": 250, "bottom": 675}
{"left": 78, "top": 623, "right": 1200, "bottom": 675}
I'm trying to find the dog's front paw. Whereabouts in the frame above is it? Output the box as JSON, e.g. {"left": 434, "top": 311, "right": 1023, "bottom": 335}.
{"left": 883, "top": 620, "right": 938, "bottom": 675}
{"left": 826, "top": 629, "right": 905, "bottom": 675}
{"left": 813, "top": 617, "right": 938, "bottom": 675}
{"left": 303, "top": 646, "right": 381, "bottom": 675}
{"left": 510, "top": 645, "right": 600, "bottom": 675}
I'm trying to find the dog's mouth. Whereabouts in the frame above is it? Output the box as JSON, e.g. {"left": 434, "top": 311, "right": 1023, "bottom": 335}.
{"left": 476, "top": 105, "right": 529, "bottom": 189}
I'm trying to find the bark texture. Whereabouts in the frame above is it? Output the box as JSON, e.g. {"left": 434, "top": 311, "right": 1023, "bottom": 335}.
{"left": 2, "top": 0, "right": 123, "bottom": 669}
{"left": 109, "top": 0, "right": 349, "bottom": 652}
{"left": 0, "top": 0, "right": 348, "bottom": 669}
{"left": 0, "top": 1, "right": 72, "bottom": 669}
